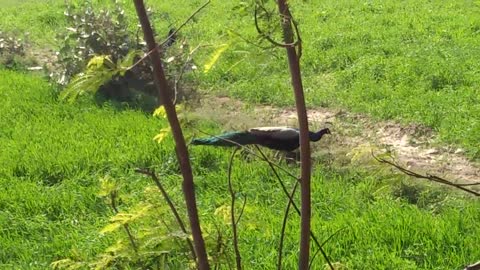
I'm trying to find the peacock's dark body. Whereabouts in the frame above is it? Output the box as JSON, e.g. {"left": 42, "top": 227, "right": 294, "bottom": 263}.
{"left": 191, "top": 127, "right": 331, "bottom": 152}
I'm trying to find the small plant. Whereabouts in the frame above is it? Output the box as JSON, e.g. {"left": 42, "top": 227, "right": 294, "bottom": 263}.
{"left": 51, "top": 176, "right": 194, "bottom": 269}
{"left": 53, "top": 0, "right": 154, "bottom": 107}
{"left": 53, "top": 1, "right": 198, "bottom": 109}
{"left": 52, "top": 0, "right": 139, "bottom": 85}
{"left": 59, "top": 51, "right": 140, "bottom": 102}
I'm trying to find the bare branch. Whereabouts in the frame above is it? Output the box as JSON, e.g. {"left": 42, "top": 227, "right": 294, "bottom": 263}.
{"left": 228, "top": 148, "right": 243, "bottom": 270}
{"left": 173, "top": 43, "right": 203, "bottom": 104}
{"left": 133, "top": 1, "right": 210, "bottom": 268}
{"left": 309, "top": 227, "right": 345, "bottom": 269}
{"left": 128, "top": 1, "right": 210, "bottom": 72}
{"left": 228, "top": 28, "right": 276, "bottom": 50}
{"left": 291, "top": 17, "right": 302, "bottom": 59}
{"left": 160, "top": 1, "right": 210, "bottom": 46}
{"left": 372, "top": 152, "right": 480, "bottom": 197}
{"left": 236, "top": 196, "right": 247, "bottom": 227}
{"left": 277, "top": 180, "right": 299, "bottom": 270}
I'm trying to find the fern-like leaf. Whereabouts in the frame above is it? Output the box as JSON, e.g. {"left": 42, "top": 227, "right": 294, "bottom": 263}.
{"left": 203, "top": 43, "right": 230, "bottom": 73}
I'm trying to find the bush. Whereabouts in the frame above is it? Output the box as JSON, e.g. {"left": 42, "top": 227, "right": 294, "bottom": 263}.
{"left": 53, "top": 0, "right": 198, "bottom": 110}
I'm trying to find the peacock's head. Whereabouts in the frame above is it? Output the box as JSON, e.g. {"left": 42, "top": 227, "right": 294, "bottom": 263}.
{"left": 309, "top": 128, "right": 331, "bottom": 142}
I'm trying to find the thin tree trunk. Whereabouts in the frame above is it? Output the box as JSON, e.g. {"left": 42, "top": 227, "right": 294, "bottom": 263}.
{"left": 275, "top": 1, "right": 312, "bottom": 269}
{"left": 132, "top": 1, "right": 210, "bottom": 269}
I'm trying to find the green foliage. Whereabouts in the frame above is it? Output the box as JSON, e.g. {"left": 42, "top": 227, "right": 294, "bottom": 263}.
{"left": 60, "top": 51, "right": 141, "bottom": 102}
{"left": 1, "top": 70, "right": 479, "bottom": 269}
{"left": 52, "top": 0, "right": 139, "bottom": 85}
{"left": 46, "top": 0, "right": 199, "bottom": 107}
{"left": 1, "top": 1, "right": 480, "bottom": 269}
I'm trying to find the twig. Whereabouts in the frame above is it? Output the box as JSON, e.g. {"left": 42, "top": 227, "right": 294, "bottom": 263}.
{"left": 255, "top": 146, "right": 334, "bottom": 270}
{"left": 109, "top": 191, "right": 138, "bottom": 254}
{"left": 129, "top": 0, "right": 210, "bottom": 72}
{"left": 309, "top": 227, "right": 345, "bottom": 269}
{"left": 372, "top": 152, "right": 480, "bottom": 196}
{"left": 190, "top": 128, "right": 333, "bottom": 268}
{"left": 227, "top": 28, "right": 276, "bottom": 50}
{"left": 173, "top": 43, "right": 203, "bottom": 105}
{"left": 290, "top": 15, "right": 302, "bottom": 59}
{"left": 228, "top": 148, "right": 243, "bottom": 270}
{"left": 134, "top": 168, "right": 197, "bottom": 261}
{"left": 254, "top": 3, "right": 298, "bottom": 48}
{"left": 236, "top": 196, "right": 247, "bottom": 227}
{"left": 277, "top": 180, "right": 299, "bottom": 270}
{"left": 213, "top": 223, "right": 222, "bottom": 270}
{"left": 192, "top": 127, "right": 300, "bottom": 180}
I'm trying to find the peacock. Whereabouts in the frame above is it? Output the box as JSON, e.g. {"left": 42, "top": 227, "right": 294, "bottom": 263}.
{"left": 191, "top": 126, "right": 331, "bottom": 152}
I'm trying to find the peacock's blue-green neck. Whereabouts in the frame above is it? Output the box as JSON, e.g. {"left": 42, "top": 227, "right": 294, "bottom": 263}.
{"left": 309, "top": 128, "right": 330, "bottom": 142}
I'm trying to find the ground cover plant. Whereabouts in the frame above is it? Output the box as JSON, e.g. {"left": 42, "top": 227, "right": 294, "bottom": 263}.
{"left": 0, "top": 71, "right": 479, "bottom": 269}
{"left": 1, "top": 0, "right": 479, "bottom": 158}
{"left": 0, "top": 0, "right": 480, "bottom": 269}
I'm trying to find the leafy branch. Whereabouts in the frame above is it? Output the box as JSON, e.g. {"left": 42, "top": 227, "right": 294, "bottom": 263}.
{"left": 134, "top": 168, "right": 197, "bottom": 261}
{"left": 60, "top": 50, "right": 141, "bottom": 102}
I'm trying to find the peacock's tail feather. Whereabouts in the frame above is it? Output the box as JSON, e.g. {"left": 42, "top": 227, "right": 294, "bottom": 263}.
{"left": 191, "top": 131, "right": 257, "bottom": 147}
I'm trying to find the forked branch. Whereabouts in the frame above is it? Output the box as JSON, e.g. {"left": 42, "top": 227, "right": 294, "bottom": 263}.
{"left": 254, "top": 1, "right": 302, "bottom": 58}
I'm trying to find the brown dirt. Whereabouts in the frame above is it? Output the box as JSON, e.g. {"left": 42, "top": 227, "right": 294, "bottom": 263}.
{"left": 192, "top": 95, "right": 480, "bottom": 188}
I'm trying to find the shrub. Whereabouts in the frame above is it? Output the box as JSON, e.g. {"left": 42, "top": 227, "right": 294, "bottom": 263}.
{"left": 53, "top": 0, "right": 197, "bottom": 110}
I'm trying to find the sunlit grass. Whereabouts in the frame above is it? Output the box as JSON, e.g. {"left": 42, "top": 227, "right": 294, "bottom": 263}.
{"left": 2, "top": 0, "right": 478, "bottom": 157}
{"left": 1, "top": 0, "right": 480, "bottom": 268}
{"left": 0, "top": 70, "right": 478, "bottom": 269}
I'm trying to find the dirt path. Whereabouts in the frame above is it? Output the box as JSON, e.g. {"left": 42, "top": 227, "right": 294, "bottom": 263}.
{"left": 192, "top": 95, "right": 480, "bottom": 189}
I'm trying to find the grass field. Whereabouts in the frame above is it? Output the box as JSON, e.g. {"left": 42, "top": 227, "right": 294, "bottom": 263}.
{"left": 1, "top": 0, "right": 480, "bottom": 269}
{"left": 3, "top": 0, "right": 478, "bottom": 157}
{"left": 1, "top": 70, "right": 479, "bottom": 269}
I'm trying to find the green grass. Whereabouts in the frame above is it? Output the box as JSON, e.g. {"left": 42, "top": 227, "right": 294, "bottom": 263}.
{"left": 1, "top": 0, "right": 480, "bottom": 268}
{"left": 0, "top": 70, "right": 479, "bottom": 269}
{"left": 190, "top": 0, "right": 480, "bottom": 158}
{"left": 2, "top": 0, "right": 478, "bottom": 157}
{"left": 0, "top": 70, "right": 168, "bottom": 268}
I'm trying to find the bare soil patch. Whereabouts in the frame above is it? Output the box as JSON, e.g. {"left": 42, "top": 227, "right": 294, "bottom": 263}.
{"left": 192, "top": 95, "right": 480, "bottom": 187}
